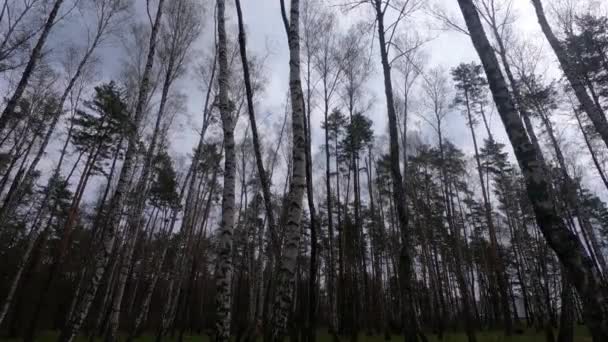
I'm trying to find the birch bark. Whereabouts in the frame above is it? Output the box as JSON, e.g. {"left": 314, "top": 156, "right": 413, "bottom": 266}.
{"left": 271, "top": 0, "right": 308, "bottom": 340}
{"left": 215, "top": 0, "right": 236, "bottom": 340}
{"left": 58, "top": 1, "right": 165, "bottom": 340}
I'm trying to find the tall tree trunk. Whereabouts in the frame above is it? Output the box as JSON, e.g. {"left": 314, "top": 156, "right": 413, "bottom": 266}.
{"left": 215, "top": 0, "right": 236, "bottom": 340}
{"left": 464, "top": 90, "right": 511, "bottom": 335}
{"left": 233, "top": 4, "right": 282, "bottom": 339}
{"left": 0, "top": 19, "right": 109, "bottom": 228}
{"left": 457, "top": 0, "right": 608, "bottom": 340}
{"left": 58, "top": 1, "right": 165, "bottom": 340}
{"left": 530, "top": 0, "right": 608, "bottom": 149}
{"left": 129, "top": 37, "right": 216, "bottom": 342}
{"left": 24, "top": 137, "right": 107, "bottom": 342}
{"left": 156, "top": 162, "right": 215, "bottom": 342}
{"left": 437, "top": 124, "right": 477, "bottom": 342}
{"left": 532, "top": 99, "right": 608, "bottom": 277}
{"left": 572, "top": 107, "right": 608, "bottom": 193}
{"left": 0, "top": 217, "right": 51, "bottom": 325}
{"left": 105, "top": 18, "right": 181, "bottom": 341}
{"left": 65, "top": 136, "right": 123, "bottom": 333}
{"left": 128, "top": 223, "right": 170, "bottom": 340}
{"left": 558, "top": 271, "right": 574, "bottom": 342}
{"left": 365, "top": 149, "right": 387, "bottom": 337}
{"left": 304, "top": 65, "right": 318, "bottom": 342}
{"left": 271, "top": 0, "right": 307, "bottom": 340}
{"left": 321, "top": 59, "right": 337, "bottom": 342}
{"left": 333, "top": 122, "right": 345, "bottom": 335}
{"left": 234, "top": 0, "right": 278, "bottom": 275}
{"left": 372, "top": 1, "right": 419, "bottom": 341}
{"left": 0, "top": 0, "right": 64, "bottom": 136}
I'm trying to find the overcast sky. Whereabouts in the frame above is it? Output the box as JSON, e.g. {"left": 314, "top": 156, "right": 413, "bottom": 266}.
{"left": 30, "top": 0, "right": 608, "bottom": 202}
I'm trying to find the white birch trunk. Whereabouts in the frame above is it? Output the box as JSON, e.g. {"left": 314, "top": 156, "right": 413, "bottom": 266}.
{"left": 215, "top": 0, "right": 236, "bottom": 340}
{"left": 271, "top": 0, "right": 307, "bottom": 340}
{"left": 0, "top": 2, "right": 122, "bottom": 227}
{"left": 105, "top": 36, "right": 178, "bottom": 342}
{"left": 57, "top": 1, "right": 165, "bottom": 340}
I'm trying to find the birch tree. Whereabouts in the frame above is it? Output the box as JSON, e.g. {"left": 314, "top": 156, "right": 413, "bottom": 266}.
{"left": 105, "top": 1, "right": 201, "bottom": 340}
{"left": 0, "top": 0, "right": 129, "bottom": 330}
{"left": 58, "top": 1, "right": 165, "bottom": 340}
{"left": 0, "top": 0, "right": 65, "bottom": 137}
{"left": 271, "top": 0, "right": 308, "bottom": 340}
{"left": 215, "top": 0, "right": 236, "bottom": 340}
{"left": 0, "top": 0, "right": 130, "bottom": 230}
{"left": 368, "top": 0, "right": 424, "bottom": 340}
{"left": 457, "top": 0, "right": 608, "bottom": 339}
{"left": 530, "top": 0, "right": 608, "bottom": 150}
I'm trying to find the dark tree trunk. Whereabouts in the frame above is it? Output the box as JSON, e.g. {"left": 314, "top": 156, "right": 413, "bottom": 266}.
{"left": 372, "top": 1, "right": 419, "bottom": 340}
{"left": 457, "top": 0, "right": 608, "bottom": 340}
{"left": 0, "top": 0, "right": 65, "bottom": 136}
{"left": 530, "top": 0, "right": 608, "bottom": 150}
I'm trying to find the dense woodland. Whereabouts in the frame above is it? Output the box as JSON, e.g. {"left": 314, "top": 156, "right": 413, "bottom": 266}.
{"left": 1, "top": 0, "right": 608, "bottom": 341}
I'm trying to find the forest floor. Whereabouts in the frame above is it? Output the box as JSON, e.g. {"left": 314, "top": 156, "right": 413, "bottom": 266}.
{"left": 0, "top": 327, "right": 593, "bottom": 342}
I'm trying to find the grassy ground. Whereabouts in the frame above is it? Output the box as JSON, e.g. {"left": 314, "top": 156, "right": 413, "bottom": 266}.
{"left": 0, "top": 327, "right": 592, "bottom": 342}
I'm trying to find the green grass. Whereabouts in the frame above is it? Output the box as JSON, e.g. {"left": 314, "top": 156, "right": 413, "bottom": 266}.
{"left": 0, "top": 327, "right": 592, "bottom": 342}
